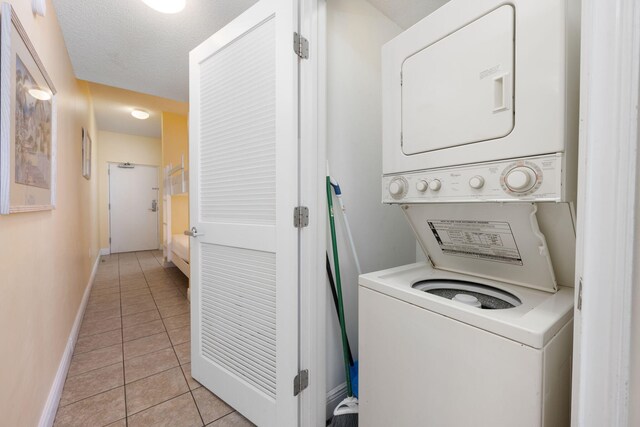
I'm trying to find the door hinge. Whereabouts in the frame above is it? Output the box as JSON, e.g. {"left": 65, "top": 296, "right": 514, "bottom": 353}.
{"left": 294, "top": 206, "right": 309, "bottom": 228}
{"left": 109, "top": 237, "right": 111, "bottom": 243}
{"left": 108, "top": 203, "right": 111, "bottom": 210}
{"left": 293, "top": 369, "right": 309, "bottom": 396}
{"left": 293, "top": 32, "right": 309, "bottom": 59}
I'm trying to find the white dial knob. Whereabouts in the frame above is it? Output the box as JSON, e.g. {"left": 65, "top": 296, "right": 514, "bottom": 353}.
{"left": 469, "top": 176, "right": 485, "bottom": 189}
{"left": 416, "top": 180, "right": 428, "bottom": 192}
{"left": 505, "top": 167, "right": 536, "bottom": 191}
{"left": 389, "top": 179, "right": 406, "bottom": 196}
{"left": 428, "top": 179, "right": 442, "bottom": 191}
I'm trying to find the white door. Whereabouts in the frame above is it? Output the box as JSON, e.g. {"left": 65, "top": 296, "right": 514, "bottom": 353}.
{"left": 109, "top": 163, "right": 159, "bottom": 253}
{"left": 188, "top": 1, "right": 300, "bottom": 426}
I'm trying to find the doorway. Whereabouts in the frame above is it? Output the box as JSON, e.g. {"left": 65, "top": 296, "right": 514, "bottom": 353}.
{"left": 109, "top": 162, "right": 160, "bottom": 253}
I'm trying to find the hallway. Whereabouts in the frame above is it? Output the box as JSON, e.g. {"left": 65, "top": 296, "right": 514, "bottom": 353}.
{"left": 53, "top": 251, "right": 253, "bottom": 427}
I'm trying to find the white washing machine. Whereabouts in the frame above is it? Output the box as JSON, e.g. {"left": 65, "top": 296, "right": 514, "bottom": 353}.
{"left": 359, "top": 203, "right": 575, "bottom": 427}
{"left": 359, "top": 264, "right": 574, "bottom": 427}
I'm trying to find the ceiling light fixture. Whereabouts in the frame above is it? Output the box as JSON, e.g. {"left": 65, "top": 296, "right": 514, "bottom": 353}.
{"left": 141, "top": 0, "right": 186, "bottom": 14}
{"left": 131, "top": 109, "right": 150, "bottom": 120}
{"left": 28, "top": 88, "right": 52, "bottom": 101}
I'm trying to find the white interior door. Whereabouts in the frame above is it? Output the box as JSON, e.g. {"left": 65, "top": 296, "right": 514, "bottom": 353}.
{"left": 109, "top": 163, "right": 159, "bottom": 253}
{"left": 188, "top": 1, "right": 300, "bottom": 426}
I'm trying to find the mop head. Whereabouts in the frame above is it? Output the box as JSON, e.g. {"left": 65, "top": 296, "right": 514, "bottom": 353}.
{"left": 330, "top": 396, "right": 358, "bottom": 427}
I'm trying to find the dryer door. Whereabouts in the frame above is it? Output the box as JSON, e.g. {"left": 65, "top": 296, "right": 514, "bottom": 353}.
{"left": 401, "top": 5, "right": 515, "bottom": 155}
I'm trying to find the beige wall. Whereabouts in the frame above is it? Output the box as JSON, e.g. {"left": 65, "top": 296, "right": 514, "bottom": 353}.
{"left": 161, "top": 112, "right": 190, "bottom": 236}
{"left": 97, "top": 130, "right": 162, "bottom": 249}
{"left": 0, "top": 1, "right": 99, "bottom": 425}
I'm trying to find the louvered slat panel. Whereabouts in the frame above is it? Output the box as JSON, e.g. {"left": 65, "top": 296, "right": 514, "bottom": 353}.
{"left": 201, "top": 243, "right": 277, "bottom": 398}
{"left": 199, "top": 17, "right": 276, "bottom": 225}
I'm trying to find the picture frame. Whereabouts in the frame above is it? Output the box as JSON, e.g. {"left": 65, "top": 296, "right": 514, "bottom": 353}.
{"left": 0, "top": 3, "right": 57, "bottom": 214}
{"left": 82, "top": 128, "right": 91, "bottom": 180}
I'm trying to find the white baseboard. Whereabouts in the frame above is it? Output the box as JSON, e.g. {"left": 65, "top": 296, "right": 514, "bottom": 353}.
{"left": 99, "top": 247, "right": 110, "bottom": 256}
{"left": 326, "top": 382, "right": 347, "bottom": 420}
{"left": 38, "top": 254, "right": 100, "bottom": 427}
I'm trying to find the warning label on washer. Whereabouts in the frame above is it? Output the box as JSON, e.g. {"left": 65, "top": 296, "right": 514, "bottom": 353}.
{"left": 427, "top": 220, "right": 523, "bottom": 265}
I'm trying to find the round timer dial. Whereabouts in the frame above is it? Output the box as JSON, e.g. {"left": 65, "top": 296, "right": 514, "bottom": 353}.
{"left": 388, "top": 177, "right": 408, "bottom": 199}
{"left": 500, "top": 161, "right": 543, "bottom": 196}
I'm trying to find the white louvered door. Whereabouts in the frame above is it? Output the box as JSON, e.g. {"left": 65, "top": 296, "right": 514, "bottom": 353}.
{"left": 188, "top": 1, "right": 299, "bottom": 426}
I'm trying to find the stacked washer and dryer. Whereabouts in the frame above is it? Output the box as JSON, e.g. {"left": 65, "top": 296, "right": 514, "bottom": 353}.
{"left": 359, "top": 0, "right": 580, "bottom": 426}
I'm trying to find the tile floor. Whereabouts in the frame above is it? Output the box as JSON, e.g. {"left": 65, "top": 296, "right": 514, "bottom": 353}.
{"left": 53, "top": 250, "right": 254, "bottom": 427}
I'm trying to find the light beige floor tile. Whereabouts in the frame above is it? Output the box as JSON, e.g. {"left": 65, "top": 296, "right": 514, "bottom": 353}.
{"left": 154, "top": 294, "right": 187, "bottom": 307}
{"left": 122, "top": 301, "right": 158, "bottom": 316}
{"left": 122, "top": 309, "right": 160, "bottom": 328}
{"left": 174, "top": 341, "right": 191, "bottom": 365}
{"left": 151, "top": 288, "right": 183, "bottom": 299}
{"left": 74, "top": 329, "right": 122, "bottom": 355}
{"left": 123, "top": 319, "right": 166, "bottom": 342}
{"left": 163, "top": 313, "right": 190, "bottom": 331}
{"left": 125, "top": 367, "right": 189, "bottom": 414}
{"left": 124, "top": 347, "right": 179, "bottom": 383}
{"left": 83, "top": 306, "right": 121, "bottom": 323}
{"left": 206, "top": 412, "right": 255, "bottom": 427}
{"left": 120, "top": 280, "right": 148, "bottom": 291}
{"left": 121, "top": 294, "right": 155, "bottom": 307}
{"left": 168, "top": 325, "right": 190, "bottom": 346}
{"left": 181, "top": 363, "right": 201, "bottom": 390}
{"left": 192, "top": 387, "right": 233, "bottom": 424}
{"left": 90, "top": 286, "right": 120, "bottom": 297}
{"left": 78, "top": 316, "right": 121, "bottom": 338}
{"left": 60, "top": 363, "right": 123, "bottom": 406}
{"left": 53, "top": 387, "right": 125, "bottom": 427}
{"left": 128, "top": 393, "right": 203, "bottom": 427}
{"left": 68, "top": 343, "right": 123, "bottom": 377}
{"left": 121, "top": 288, "right": 151, "bottom": 298}
{"left": 88, "top": 293, "right": 121, "bottom": 305}
{"left": 159, "top": 301, "right": 190, "bottom": 318}
{"left": 124, "top": 331, "right": 171, "bottom": 360}
{"left": 85, "top": 300, "right": 121, "bottom": 315}
{"left": 105, "top": 419, "right": 127, "bottom": 427}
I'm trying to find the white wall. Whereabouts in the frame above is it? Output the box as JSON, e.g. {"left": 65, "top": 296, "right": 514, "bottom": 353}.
{"left": 325, "top": 0, "right": 416, "bottom": 415}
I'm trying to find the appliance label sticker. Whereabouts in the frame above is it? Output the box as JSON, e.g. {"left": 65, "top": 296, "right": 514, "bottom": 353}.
{"left": 427, "top": 220, "right": 523, "bottom": 265}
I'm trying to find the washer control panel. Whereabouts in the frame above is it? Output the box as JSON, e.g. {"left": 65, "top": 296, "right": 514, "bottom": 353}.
{"left": 383, "top": 154, "right": 562, "bottom": 203}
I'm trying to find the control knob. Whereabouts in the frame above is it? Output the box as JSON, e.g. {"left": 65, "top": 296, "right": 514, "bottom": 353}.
{"left": 469, "top": 176, "right": 485, "bottom": 189}
{"left": 428, "top": 179, "right": 442, "bottom": 191}
{"left": 505, "top": 167, "right": 536, "bottom": 192}
{"left": 389, "top": 177, "right": 407, "bottom": 198}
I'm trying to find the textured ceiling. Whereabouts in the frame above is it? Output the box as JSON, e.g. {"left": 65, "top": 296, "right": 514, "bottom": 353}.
{"left": 87, "top": 82, "right": 188, "bottom": 138}
{"left": 365, "top": 0, "right": 450, "bottom": 29}
{"left": 52, "top": 0, "right": 258, "bottom": 102}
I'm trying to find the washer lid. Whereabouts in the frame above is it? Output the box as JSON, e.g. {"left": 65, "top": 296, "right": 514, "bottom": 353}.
{"left": 403, "top": 203, "right": 558, "bottom": 292}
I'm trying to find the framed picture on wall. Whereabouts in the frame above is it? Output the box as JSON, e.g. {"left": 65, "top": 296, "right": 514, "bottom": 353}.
{"left": 82, "top": 128, "right": 91, "bottom": 180}
{"left": 0, "top": 3, "right": 57, "bottom": 214}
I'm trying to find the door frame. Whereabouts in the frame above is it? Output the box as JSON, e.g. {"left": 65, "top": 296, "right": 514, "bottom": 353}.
{"left": 572, "top": 0, "right": 640, "bottom": 425}
{"left": 299, "top": 0, "right": 326, "bottom": 425}
{"left": 107, "top": 161, "right": 161, "bottom": 254}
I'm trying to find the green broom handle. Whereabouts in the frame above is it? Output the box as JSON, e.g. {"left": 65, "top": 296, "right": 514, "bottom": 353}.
{"left": 327, "top": 176, "right": 353, "bottom": 397}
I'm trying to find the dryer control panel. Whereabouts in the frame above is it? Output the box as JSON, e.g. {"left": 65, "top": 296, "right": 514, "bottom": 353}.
{"left": 382, "top": 154, "right": 563, "bottom": 203}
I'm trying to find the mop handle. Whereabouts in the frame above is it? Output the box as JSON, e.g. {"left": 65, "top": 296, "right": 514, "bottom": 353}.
{"left": 329, "top": 179, "right": 362, "bottom": 275}
{"left": 327, "top": 176, "right": 353, "bottom": 397}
